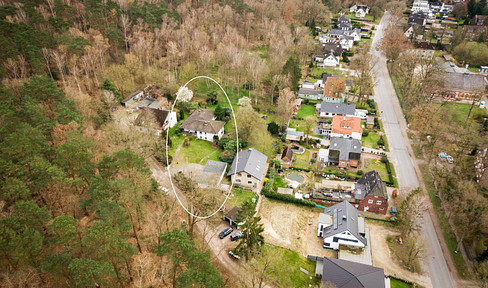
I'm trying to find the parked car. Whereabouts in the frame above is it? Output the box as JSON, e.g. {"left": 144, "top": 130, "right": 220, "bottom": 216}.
{"left": 230, "top": 231, "right": 243, "bottom": 241}
{"left": 219, "top": 227, "right": 233, "bottom": 239}
{"left": 390, "top": 206, "right": 397, "bottom": 215}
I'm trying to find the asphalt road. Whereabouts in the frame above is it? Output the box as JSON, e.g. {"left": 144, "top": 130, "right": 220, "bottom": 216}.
{"left": 371, "top": 12, "right": 457, "bottom": 288}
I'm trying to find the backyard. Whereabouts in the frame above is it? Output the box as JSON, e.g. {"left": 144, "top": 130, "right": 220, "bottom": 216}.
{"left": 294, "top": 149, "right": 310, "bottom": 163}
{"left": 296, "top": 105, "right": 316, "bottom": 118}
{"left": 310, "top": 67, "right": 344, "bottom": 79}
{"left": 226, "top": 188, "right": 256, "bottom": 208}
{"left": 362, "top": 131, "right": 389, "bottom": 151}
{"left": 363, "top": 158, "right": 388, "bottom": 175}
{"left": 177, "top": 137, "right": 221, "bottom": 164}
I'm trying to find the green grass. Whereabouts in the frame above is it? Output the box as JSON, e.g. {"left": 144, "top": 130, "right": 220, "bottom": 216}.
{"left": 436, "top": 102, "right": 487, "bottom": 128}
{"left": 289, "top": 119, "right": 306, "bottom": 132}
{"left": 420, "top": 164, "right": 469, "bottom": 278}
{"left": 273, "top": 177, "right": 287, "bottom": 188}
{"left": 177, "top": 137, "right": 221, "bottom": 164}
{"left": 390, "top": 277, "right": 413, "bottom": 288}
{"left": 296, "top": 105, "right": 316, "bottom": 118}
{"left": 292, "top": 162, "right": 311, "bottom": 170}
{"left": 310, "top": 67, "right": 343, "bottom": 78}
{"left": 260, "top": 245, "right": 320, "bottom": 288}
{"left": 364, "top": 158, "right": 388, "bottom": 174}
{"left": 362, "top": 131, "right": 381, "bottom": 149}
{"left": 169, "top": 134, "right": 185, "bottom": 157}
{"left": 227, "top": 188, "right": 256, "bottom": 208}
{"left": 294, "top": 150, "right": 310, "bottom": 163}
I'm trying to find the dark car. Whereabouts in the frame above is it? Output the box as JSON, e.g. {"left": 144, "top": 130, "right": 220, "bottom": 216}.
{"left": 230, "top": 231, "right": 243, "bottom": 241}
{"left": 219, "top": 227, "right": 233, "bottom": 239}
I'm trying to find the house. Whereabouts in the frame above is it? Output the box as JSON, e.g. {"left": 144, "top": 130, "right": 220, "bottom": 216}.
{"left": 309, "top": 256, "right": 389, "bottom": 288}
{"left": 464, "top": 25, "right": 488, "bottom": 41}
{"left": 134, "top": 107, "right": 178, "bottom": 135}
{"left": 323, "top": 43, "right": 343, "bottom": 57}
{"left": 355, "top": 170, "right": 389, "bottom": 214}
{"left": 329, "top": 28, "right": 361, "bottom": 42}
{"left": 328, "top": 137, "right": 362, "bottom": 168}
{"left": 228, "top": 148, "right": 268, "bottom": 191}
{"left": 433, "top": 62, "right": 487, "bottom": 101}
{"left": 317, "top": 201, "right": 367, "bottom": 250}
{"left": 317, "top": 119, "right": 332, "bottom": 137}
{"left": 472, "top": 15, "right": 487, "bottom": 26}
{"left": 323, "top": 77, "right": 346, "bottom": 102}
{"left": 198, "top": 160, "right": 228, "bottom": 188}
{"left": 337, "top": 16, "right": 352, "bottom": 30}
{"left": 412, "top": 41, "right": 435, "bottom": 60}
{"left": 408, "top": 11, "right": 427, "bottom": 27}
{"left": 280, "top": 146, "right": 294, "bottom": 168}
{"left": 285, "top": 128, "right": 305, "bottom": 141}
{"left": 318, "top": 102, "right": 356, "bottom": 118}
{"left": 481, "top": 66, "right": 488, "bottom": 74}
{"left": 411, "top": 0, "right": 431, "bottom": 14}
{"left": 298, "top": 88, "right": 324, "bottom": 100}
{"left": 331, "top": 115, "right": 362, "bottom": 140}
{"left": 350, "top": 4, "right": 370, "bottom": 14}
{"left": 293, "top": 98, "right": 302, "bottom": 114}
{"left": 224, "top": 206, "right": 244, "bottom": 226}
{"left": 366, "top": 115, "right": 375, "bottom": 128}
{"left": 321, "top": 53, "right": 340, "bottom": 67}
{"left": 340, "top": 36, "right": 355, "bottom": 50}
{"left": 355, "top": 8, "right": 367, "bottom": 18}
{"left": 180, "top": 108, "right": 225, "bottom": 142}
{"left": 122, "top": 90, "right": 144, "bottom": 107}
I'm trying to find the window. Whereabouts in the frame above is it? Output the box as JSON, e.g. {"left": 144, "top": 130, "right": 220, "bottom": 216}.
{"left": 238, "top": 173, "right": 242, "bottom": 177}
{"left": 367, "top": 199, "right": 373, "bottom": 204}
{"left": 247, "top": 174, "right": 252, "bottom": 178}
{"left": 236, "top": 179, "right": 241, "bottom": 183}
{"left": 248, "top": 181, "right": 252, "bottom": 184}
{"left": 376, "top": 201, "right": 382, "bottom": 205}
{"left": 379, "top": 208, "right": 385, "bottom": 210}
{"left": 324, "top": 243, "right": 330, "bottom": 246}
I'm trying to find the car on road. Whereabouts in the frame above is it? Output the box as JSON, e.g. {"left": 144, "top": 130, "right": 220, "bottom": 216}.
{"left": 230, "top": 231, "right": 243, "bottom": 241}
{"left": 219, "top": 227, "right": 233, "bottom": 239}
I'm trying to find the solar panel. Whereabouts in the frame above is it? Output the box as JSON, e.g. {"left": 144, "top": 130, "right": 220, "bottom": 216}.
{"left": 333, "top": 208, "right": 338, "bottom": 230}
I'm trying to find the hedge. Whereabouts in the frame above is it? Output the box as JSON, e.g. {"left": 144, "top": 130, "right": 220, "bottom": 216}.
{"left": 290, "top": 166, "right": 310, "bottom": 172}
{"left": 262, "top": 189, "right": 316, "bottom": 207}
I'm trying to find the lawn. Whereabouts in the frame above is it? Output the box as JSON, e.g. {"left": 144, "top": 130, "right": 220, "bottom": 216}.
{"left": 310, "top": 67, "right": 343, "bottom": 79}
{"left": 169, "top": 134, "right": 185, "bottom": 158}
{"left": 390, "top": 278, "right": 413, "bottom": 288}
{"left": 296, "top": 105, "right": 316, "bottom": 118}
{"left": 294, "top": 150, "right": 310, "bottom": 163}
{"left": 362, "top": 131, "right": 381, "bottom": 149}
{"left": 274, "top": 177, "right": 287, "bottom": 188}
{"left": 364, "top": 158, "right": 388, "bottom": 174}
{"left": 177, "top": 137, "right": 221, "bottom": 164}
{"left": 292, "top": 162, "right": 311, "bottom": 170}
{"left": 289, "top": 119, "right": 306, "bottom": 132}
{"left": 436, "top": 102, "right": 487, "bottom": 128}
{"left": 260, "top": 245, "right": 320, "bottom": 288}
{"left": 226, "top": 188, "right": 256, "bottom": 208}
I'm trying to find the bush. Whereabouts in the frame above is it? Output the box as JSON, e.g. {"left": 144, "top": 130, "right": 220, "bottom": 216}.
{"left": 311, "top": 157, "right": 316, "bottom": 164}
{"left": 362, "top": 130, "right": 369, "bottom": 137}
{"left": 183, "top": 137, "right": 190, "bottom": 147}
{"left": 386, "top": 162, "right": 392, "bottom": 174}
{"left": 262, "top": 189, "right": 316, "bottom": 207}
{"left": 381, "top": 156, "right": 388, "bottom": 163}
{"left": 267, "top": 122, "right": 280, "bottom": 134}
{"left": 219, "top": 150, "right": 235, "bottom": 163}
{"left": 357, "top": 170, "right": 364, "bottom": 175}
{"left": 377, "top": 136, "right": 385, "bottom": 146}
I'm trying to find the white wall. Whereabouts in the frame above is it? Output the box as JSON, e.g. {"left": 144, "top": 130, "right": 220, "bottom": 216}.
{"left": 323, "top": 231, "right": 365, "bottom": 250}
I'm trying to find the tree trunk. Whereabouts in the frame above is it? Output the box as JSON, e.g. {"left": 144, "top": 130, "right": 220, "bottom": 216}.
{"left": 126, "top": 204, "right": 143, "bottom": 253}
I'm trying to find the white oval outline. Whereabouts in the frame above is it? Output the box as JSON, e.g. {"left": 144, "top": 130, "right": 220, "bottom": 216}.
{"left": 166, "top": 76, "right": 239, "bottom": 219}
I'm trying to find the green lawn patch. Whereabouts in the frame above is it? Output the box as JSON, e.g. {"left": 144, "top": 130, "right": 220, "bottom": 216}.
{"left": 296, "top": 105, "right": 316, "bottom": 118}
{"left": 310, "top": 67, "right": 343, "bottom": 78}
{"left": 390, "top": 277, "right": 413, "bottom": 288}
{"left": 292, "top": 162, "right": 311, "bottom": 170}
{"left": 178, "top": 138, "right": 221, "bottom": 164}
{"left": 261, "top": 245, "right": 320, "bottom": 288}
{"left": 362, "top": 132, "right": 381, "bottom": 149}
{"left": 274, "top": 177, "right": 287, "bottom": 188}
{"left": 420, "top": 164, "right": 469, "bottom": 278}
{"left": 289, "top": 119, "right": 306, "bottom": 132}
{"left": 436, "top": 102, "right": 487, "bottom": 128}
{"left": 294, "top": 150, "right": 310, "bottom": 163}
{"left": 227, "top": 188, "right": 256, "bottom": 208}
{"left": 364, "top": 158, "right": 388, "bottom": 174}
{"left": 169, "top": 134, "right": 185, "bottom": 157}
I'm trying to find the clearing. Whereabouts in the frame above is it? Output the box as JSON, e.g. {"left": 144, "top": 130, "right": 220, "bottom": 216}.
{"left": 296, "top": 105, "right": 316, "bottom": 118}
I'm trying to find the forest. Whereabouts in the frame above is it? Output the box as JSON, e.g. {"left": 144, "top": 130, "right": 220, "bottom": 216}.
{"left": 0, "top": 0, "right": 359, "bottom": 286}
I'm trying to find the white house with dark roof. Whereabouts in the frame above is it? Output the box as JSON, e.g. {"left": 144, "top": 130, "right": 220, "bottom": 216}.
{"left": 134, "top": 107, "right": 177, "bottom": 135}
{"left": 180, "top": 108, "right": 225, "bottom": 142}
{"left": 318, "top": 101, "right": 356, "bottom": 118}
{"left": 318, "top": 201, "right": 367, "bottom": 250}
{"left": 227, "top": 148, "right": 268, "bottom": 191}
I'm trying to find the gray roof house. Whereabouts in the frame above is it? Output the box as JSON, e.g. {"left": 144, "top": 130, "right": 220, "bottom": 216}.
{"left": 285, "top": 128, "right": 305, "bottom": 141}
{"left": 317, "top": 201, "right": 367, "bottom": 250}
{"left": 337, "top": 16, "right": 352, "bottom": 30}
{"left": 228, "top": 148, "right": 268, "bottom": 190}
{"left": 308, "top": 256, "right": 388, "bottom": 288}
{"left": 319, "top": 102, "right": 356, "bottom": 118}
{"left": 355, "top": 170, "right": 388, "bottom": 201}
{"left": 328, "top": 137, "right": 362, "bottom": 168}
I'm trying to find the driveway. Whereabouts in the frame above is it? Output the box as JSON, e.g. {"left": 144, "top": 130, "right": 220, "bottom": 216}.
{"left": 371, "top": 12, "right": 458, "bottom": 288}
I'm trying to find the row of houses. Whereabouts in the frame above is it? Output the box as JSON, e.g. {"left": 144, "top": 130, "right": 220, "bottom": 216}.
{"left": 315, "top": 16, "right": 363, "bottom": 67}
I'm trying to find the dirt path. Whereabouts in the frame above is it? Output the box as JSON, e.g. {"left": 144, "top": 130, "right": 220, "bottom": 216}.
{"left": 368, "top": 223, "right": 432, "bottom": 287}
{"left": 146, "top": 157, "right": 277, "bottom": 288}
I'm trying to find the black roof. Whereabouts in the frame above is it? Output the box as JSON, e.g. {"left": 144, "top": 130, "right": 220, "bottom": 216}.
{"left": 321, "top": 257, "right": 386, "bottom": 288}
{"left": 355, "top": 170, "right": 388, "bottom": 200}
